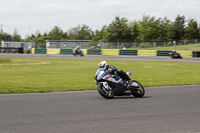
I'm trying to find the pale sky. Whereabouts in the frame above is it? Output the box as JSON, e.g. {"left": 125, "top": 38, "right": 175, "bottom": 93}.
{"left": 0, "top": 0, "right": 200, "bottom": 39}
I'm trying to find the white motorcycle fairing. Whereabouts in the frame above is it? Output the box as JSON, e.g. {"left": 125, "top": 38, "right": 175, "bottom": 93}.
{"left": 102, "top": 75, "right": 122, "bottom": 83}
{"left": 95, "top": 68, "right": 122, "bottom": 84}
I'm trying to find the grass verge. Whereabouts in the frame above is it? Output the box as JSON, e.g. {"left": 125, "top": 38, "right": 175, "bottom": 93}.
{"left": 127, "top": 44, "right": 199, "bottom": 51}
{"left": 0, "top": 57, "right": 199, "bottom": 94}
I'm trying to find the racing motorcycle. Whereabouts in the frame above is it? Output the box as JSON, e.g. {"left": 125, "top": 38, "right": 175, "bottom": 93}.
{"left": 169, "top": 51, "right": 182, "bottom": 59}
{"left": 94, "top": 68, "right": 145, "bottom": 99}
{"left": 72, "top": 50, "right": 84, "bottom": 56}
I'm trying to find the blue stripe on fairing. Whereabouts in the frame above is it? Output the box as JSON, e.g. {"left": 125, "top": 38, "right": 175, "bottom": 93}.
{"left": 97, "top": 70, "right": 102, "bottom": 76}
{"left": 102, "top": 72, "right": 109, "bottom": 78}
{"left": 113, "top": 75, "right": 121, "bottom": 81}
{"left": 117, "top": 77, "right": 122, "bottom": 81}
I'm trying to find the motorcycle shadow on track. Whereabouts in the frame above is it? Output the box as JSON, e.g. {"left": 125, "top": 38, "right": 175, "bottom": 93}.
{"left": 111, "top": 95, "right": 151, "bottom": 100}
{"left": 95, "top": 92, "right": 151, "bottom": 100}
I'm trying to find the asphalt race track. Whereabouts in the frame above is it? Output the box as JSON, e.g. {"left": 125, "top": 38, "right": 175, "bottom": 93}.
{"left": 0, "top": 53, "right": 200, "bottom": 62}
{"left": 0, "top": 85, "right": 200, "bottom": 133}
{"left": 0, "top": 54, "right": 200, "bottom": 133}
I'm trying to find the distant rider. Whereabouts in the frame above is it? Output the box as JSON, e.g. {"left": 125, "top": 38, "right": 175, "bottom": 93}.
{"left": 171, "top": 50, "right": 177, "bottom": 54}
{"left": 74, "top": 46, "right": 80, "bottom": 54}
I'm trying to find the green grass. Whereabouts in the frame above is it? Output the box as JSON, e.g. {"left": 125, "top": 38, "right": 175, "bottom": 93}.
{"left": 127, "top": 44, "right": 200, "bottom": 51}
{"left": 154, "top": 44, "right": 199, "bottom": 51}
{"left": 0, "top": 57, "right": 200, "bottom": 94}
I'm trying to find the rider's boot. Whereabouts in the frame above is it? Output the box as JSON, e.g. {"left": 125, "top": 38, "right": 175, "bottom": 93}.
{"left": 120, "top": 79, "right": 132, "bottom": 95}
{"left": 125, "top": 80, "right": 132, "bottom": 88}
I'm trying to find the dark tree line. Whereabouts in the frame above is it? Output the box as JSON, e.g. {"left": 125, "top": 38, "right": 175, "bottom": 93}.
{"left": 1, "top": 15, "right": 200, "bottom": 46}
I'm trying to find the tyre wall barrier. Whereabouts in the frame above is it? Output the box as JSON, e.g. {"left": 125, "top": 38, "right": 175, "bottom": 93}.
{"left": 31, "top": 48, "right": 195, "bottom": 58}
{"left": 47, "top": 49, "right": 60, "bottom": 54}
{"left": 192, "top": 51, "right": 200, "bottom": 57}
{"left": 34, "top": 48, "right": 47, "bottom": 54}
{"left": 81, "top": 49, "right": 87, "bottom": 55}
{"left": 138, "top": 50, "right": 157, "bottom": 56}
{"left": 119, "top": 50, "right": 137, "bottom": 56}
{"left": 101, "top": 49, "right": 119, "bottom": 55}
{"left": 87, "top": 49, "right": 101, "bottom": 55}
{"left": 178, "top": 50, "right": 192, "bottom": 57}
{"left": 60, "top": 49, "right": 73, "bottom": 54}
{"left": 31, "top": 48, "right": 35, "bottom": 54}
{"left": 157, "top": 50, "right": 171, "bottom": 56}
{"left": 0, "top": 47, "right": 24, "bottom": 53}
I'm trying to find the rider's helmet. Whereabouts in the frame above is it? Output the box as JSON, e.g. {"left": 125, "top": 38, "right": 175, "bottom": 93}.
{"left": 76, "top": 46, "right": 80, "bottom": 49}
{"left": 172, "top": 50, "right": 176, "bottom": 52}
{"left": 98, "top": 61, "right": 107, "bottom": 68}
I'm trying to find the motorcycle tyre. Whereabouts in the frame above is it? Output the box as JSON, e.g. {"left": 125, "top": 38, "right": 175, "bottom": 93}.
{"left": 97, "top": 83, "right": 114, "bottom": 99}
{"left": 80, "top": 53, "right": 84, "bottom": 56}
{"left": 130, "top": 80, "right": 145, "bottom": 97}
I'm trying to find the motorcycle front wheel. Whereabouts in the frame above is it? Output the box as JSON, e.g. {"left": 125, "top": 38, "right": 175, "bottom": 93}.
{"left": 97, "top": 83, "right": 114, "bottom": 99}
{"left": 130, "top": 80, "right": 145, "bottom": 97}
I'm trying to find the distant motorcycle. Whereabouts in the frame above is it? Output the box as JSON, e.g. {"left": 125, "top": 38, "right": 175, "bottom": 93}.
{"left": 94, "top": 68, "right": 145, "bottom": 99}
{"left": 169, "top": 51, "right": 182, "bottom": 59}
{"left": 72, "top": 50, "right": 84, "bottom": 56}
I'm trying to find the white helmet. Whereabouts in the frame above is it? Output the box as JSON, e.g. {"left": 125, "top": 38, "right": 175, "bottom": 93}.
{"left": 98, "top": 61, "right": 107, "bottom": 68}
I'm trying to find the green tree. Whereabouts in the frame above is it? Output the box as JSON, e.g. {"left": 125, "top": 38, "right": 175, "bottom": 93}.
{"left": 1, "top": 32, "right": 12, "bottom": 41}
{"left": 48, "top": 26, "right": 65, "bottom": 40}
{"left": 67, "top": 24, "right": 93, "bottom": 40}
{"left": 129, "top": 21, "right": 139, "bottom": 40}
{"left": 12, "top": 29, "right": 21, "bottom": 41}
{"left": 161, "top": 17, "right": 175, "bottom": 41}
{"left": 173, "top": 15, "right": 186, "bottom": 40}
{"left": 136, "top": 15, "right": 175, "bottom": 41}
{"left": 106, "top": 16, "right": 132, "bottom": 42}
{"left": 137, "top": 15, "right": 164, "bottom": 41}
{"left": 24, "top": 35, "right": 32, "bottom": 41}
{"left": 34, "top": 36, "right": 46, "bottom": 46}
{"left": 67, "top": 26, "right": 79, "bottom": 40}
{"left": 77, "top": 24, "right": 93, "bottom": 40}
{"left": 184, "top": 19, "right": 199, "bottom": 40}
{"left": 92, "top": 25, "right": 107, "bottom": 42}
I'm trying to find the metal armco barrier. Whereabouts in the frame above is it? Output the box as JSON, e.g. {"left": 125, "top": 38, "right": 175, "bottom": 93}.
{"left": 119, "top": 50, "right": 137, "bottom": 55}
{"left": 60, "top": 49, "right": 73, "bottom": 54}
{"left": 34, "top": 48, "right": 47, "bottom": 54}
{"left": 87, "top": 49, "right": 101, "bottom": 55}
{"left": 157, "top": 50, "right": 171, "bottom": 56}
{"left": 0, "top": 47, "right": 24, "bottom": 53}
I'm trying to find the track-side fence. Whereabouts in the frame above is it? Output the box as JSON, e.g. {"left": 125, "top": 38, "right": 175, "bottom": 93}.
{"left": 31, "top": 48, "right": 199, "bottom": 57}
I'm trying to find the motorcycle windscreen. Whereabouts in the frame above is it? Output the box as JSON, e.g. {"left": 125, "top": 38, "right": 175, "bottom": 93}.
{"left": 96, "top": 71, "right": 109, "bottom": 81}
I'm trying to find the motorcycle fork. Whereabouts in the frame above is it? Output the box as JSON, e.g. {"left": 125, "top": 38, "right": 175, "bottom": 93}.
{"left": 102, "top": 82, "right": 112, "bottom": 91}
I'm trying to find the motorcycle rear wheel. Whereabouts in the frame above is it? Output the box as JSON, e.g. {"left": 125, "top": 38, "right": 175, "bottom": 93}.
{"left": 97, "top": 83, "right": 114, "bottom": 99}
{"left": 130, "top": 80, "right": 145, "bottom": 97}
